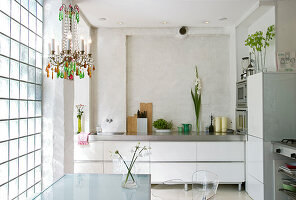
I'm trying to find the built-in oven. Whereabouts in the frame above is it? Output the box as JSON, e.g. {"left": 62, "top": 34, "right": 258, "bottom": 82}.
{"left": 236, "top": 108, "right": 247, "bottom": 134}
{"left": 236, "top": 80, "right": 247, "bottom": 108}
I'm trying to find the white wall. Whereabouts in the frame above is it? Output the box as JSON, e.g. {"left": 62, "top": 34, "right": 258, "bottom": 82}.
{"left": 91, "top": 28, "right": 236, "bottom": 132}
{"left": 127, "top": 35, "right": 231, "bottom": 131}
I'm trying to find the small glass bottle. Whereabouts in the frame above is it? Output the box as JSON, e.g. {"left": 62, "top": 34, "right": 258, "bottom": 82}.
{"left": 96, "top": 124, "right": 102, "bottom": 134}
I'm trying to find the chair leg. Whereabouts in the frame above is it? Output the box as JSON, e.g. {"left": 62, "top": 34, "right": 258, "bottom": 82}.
{"left": 184, "top": 184, "right": 189, "bottom": 191}
{"left": 238, "top": 183, "right": 242, "bottom": 191}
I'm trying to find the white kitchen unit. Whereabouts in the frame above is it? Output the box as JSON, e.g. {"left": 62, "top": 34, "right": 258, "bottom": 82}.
{"left": 74, "top": 134, "right": 245, "bottom": 189}
{"left": 247, "top": 72, "right": 296, "bottom": 200}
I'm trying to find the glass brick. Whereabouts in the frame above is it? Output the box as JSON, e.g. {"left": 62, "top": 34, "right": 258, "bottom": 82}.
{"left": 35, "top": 101, "right": 41, "bottom": 116}
{"left": 37, "top": 3, "right": 42, "bottom": 21}
{"left": 0, "top": 142, "right": 8, "bottom": 163}
{"left": 19, "top": 119, "right": 27, "bottom": 137}
{"left": 21, "top": 0, "right": 28, "bottom": 9}
{"left": 35, "top": 182, "right": 41, "bottom": 193}
{"left": 36, "top": 35, "right": 42, "bottom": 52}
{"left": 9, "top": 178, "right": 18, "bottom": 199}
{"left": 35, "top": 150, "right": 41, "bottom": 166}
{"left": 10, "top": 101, "right": 19, "bottom": 119}
{"left": 19, "top": 137, "right": 27, "bottom": 156}
{"left": 19, "top": 173, "right": 27, "bottom": 193}
{"left": 0, "top": 77, "right": 9, "bottom": 98}
{"left": 36, "top": 85, "right": 41, "bottom": 100}
{"left": 0, "top": 12, "right": 10, "bottom": 36}
{"left": 0, "top": 183, "right": 8, "bottom": 200}
{"left": 21, "top": 7, "right": 28, "bottom": 27}
{"left": 28, "top": 65, "right": 36, "bottom": 83}
{"left": 9, "top": 139, "right": 19, "bottom": 159}
{"left": 10, "top": 60, "right": 19, "bottom": 79}
{"left": 20, "top": 44, "right": 29, "bottom": 63}
{"left": 29, "top": 31, "right": 36, "bottom": 49}
{"left": 19, "top": 155, "right": 27, "bottom": 174}
{"left": 10, "top": 120, "right": 19, "bottom": 139}
{"left": 0, "top": 121, "right": 9, "bottom": 141}
{"left": 28, "top": 83, "right": 35, "bottom": 100}
{"left": 19, "top": 100, "right": 27, "bottom": 118}
{"left": 0, "top": 55, "right": 9, "bottom": 77}
{"left": 28, "top": 135, "right": 34, "bottom": 152}
{"left": 36, "top": 68, "right": 42, "bottom": 84}
{"left": 21, "top": 25, "right": 28, "bottom": 45}
{"left": 11, "top": 20, "right": 20, "bottom": 41}
{"left": 20, "top": 82, "right": 27, "bottom": 99}
{"left": 29, "top": 13, "right": 36, "bottom": 32}
{"left": 0, "top": 100, "right": 9, "bottom": 120}
{"left": 0, "top": 0, "right": 11, "bottom": 16}
{"left": 35, "top": 133, "right": 41, "bottom": 149}
{"left": 9, "top": 159, "right": 18, "bottom": 180}
{"left": 20, "top": 63, "right": 28, "bottom": 81}
{"left": 36, "top": 52, "right": 42, "bottom": 68}
{"left": 28, "top": 100, "right": 35, "bottom": 117}
{"left": 11, "top": 0, "right": 20, "bottom": 22}
{"left": 19, "top": 192, "right": 27, "bottom": 200}
{"left": 29, "top": 49, "right": 36, "bottom": 66}
{"left": 27, "top": 185, "right": 34, "bottom": 198}
{"left": 10, "top": 80, "right": 20, "bottom": 99}
{"left": 28, "top": 152, "right": 34, "bottom": 170}
{"left": 28, "top": 118, "right": 34, "bottom": 135}
{"left": 0, "top": 163, "right": 8, "bottom": 185}
{"left": 11, "top": 40, "right": 20, "bottom": 60}
{"left": 35, "top": 166, "right": 41, "bottom": 182}
{"left": 35, "top": 117, "right": 41, "bottom": 133}
{"left": 0, "top": 34, "right": 10, "bottom": 57}
{"left": 37, "top": 0, "right": 43, "bottom": 5}
{"left": 29, "top": 0, "right": 36, "bottom": 15}
{"left": 36, "top": 20, "right": 42, "bottom": 36}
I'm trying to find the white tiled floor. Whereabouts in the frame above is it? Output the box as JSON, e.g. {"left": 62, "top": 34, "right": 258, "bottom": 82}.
{"left": 151, "top": 184, "right": 253, "bottom": 200}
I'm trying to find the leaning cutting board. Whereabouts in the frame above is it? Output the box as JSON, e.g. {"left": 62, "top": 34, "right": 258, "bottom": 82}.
{"left": 127, "top": 114, "right": 137, "bottom": 135}
{"left": 140, "top": 103, "right": 153, "bottom": 135}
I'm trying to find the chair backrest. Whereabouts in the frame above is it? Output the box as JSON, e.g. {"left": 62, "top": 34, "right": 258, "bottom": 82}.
{"left": 192, "top": 170, "right": 219, "bottom": 200}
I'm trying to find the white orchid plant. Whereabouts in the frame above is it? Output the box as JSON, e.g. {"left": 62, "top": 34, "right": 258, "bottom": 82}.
{"left": 111, "top": 143, "right": 151, "bottom": 187}
{"left": 191, "top": 66, "right": 202, "bottom": 132}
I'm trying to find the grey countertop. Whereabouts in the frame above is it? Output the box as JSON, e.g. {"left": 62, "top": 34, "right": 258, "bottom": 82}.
{"left": 86, "top": 132, "right": 246, "bottom": 142}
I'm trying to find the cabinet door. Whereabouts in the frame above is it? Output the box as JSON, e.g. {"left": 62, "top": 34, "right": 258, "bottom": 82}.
{"left": 150, "top": 142, "right": 196, "bottom": 162}
{"left": 74, "top": 162, "right": 104, "bottom": 173}
{"left": 74, "top": 141, "right": 104, "bottom": 161}
{"left": 246, "top": 135, "right": 263, "bottom": 183}
{"left": 103, "top": 141, "right": 149, "bottom": 161}
{"left": 104, "top": 161, "right": 150, "bottom": 174}
{"left": 246, "top": 173, "right": 264, "bottom": 200}
{"left": 196, "top": 142, "right": 244, "bottom": 161}
{"left": 150, "top": 163, "right": 196, "bottom": 183}
{"left": 197, "top": 163, "right": 245, "bottom": 183}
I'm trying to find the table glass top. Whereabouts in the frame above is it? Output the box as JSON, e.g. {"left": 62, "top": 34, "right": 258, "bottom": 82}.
{"left": 33, "top": 174, "right": 151, "bottom": 200}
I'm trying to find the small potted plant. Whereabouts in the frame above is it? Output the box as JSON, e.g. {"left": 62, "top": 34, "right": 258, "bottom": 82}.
{"left": 152, "top": 119, "right": 173, "bottom": 133}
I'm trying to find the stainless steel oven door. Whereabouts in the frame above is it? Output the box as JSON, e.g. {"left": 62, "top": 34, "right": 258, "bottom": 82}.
{"left": 236, "top": 109, "right": 248, "bottom": 134}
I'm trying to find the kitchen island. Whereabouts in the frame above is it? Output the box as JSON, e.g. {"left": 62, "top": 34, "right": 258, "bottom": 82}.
{"left": 74, "top": 132, "right": 246, "bottom": 190}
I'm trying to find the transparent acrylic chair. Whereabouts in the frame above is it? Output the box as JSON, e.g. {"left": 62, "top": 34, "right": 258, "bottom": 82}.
{"left": 192, "top": 170, "right": 219, "bottom": 200}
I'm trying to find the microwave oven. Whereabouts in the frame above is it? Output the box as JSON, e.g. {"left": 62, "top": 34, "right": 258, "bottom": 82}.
{"left": 236, "top": 80, "right": 247, "bottom": 108}
{"left": 236, "top": 108, "right": 247, "bottom": 134}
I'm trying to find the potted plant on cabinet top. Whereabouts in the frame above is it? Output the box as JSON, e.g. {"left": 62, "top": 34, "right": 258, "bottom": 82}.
{"left": 153, "top": 119, "right": 173, "bottom": 133}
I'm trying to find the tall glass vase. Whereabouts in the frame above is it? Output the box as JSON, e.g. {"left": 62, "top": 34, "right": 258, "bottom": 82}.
{"left": 78, "top": 117, "right": 81, "bottom": 133}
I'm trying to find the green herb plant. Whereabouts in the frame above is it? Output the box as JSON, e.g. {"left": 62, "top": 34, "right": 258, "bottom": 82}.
{"left": 245, "top": 25, "right": 275, "bottom": 71}
{"left": 152, "top": 119, "right": 173, "bottom": 130}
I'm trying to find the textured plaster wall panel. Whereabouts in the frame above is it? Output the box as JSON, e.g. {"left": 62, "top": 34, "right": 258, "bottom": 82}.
{"left": 127, "top": 35, "right": 232, "bottom": 131}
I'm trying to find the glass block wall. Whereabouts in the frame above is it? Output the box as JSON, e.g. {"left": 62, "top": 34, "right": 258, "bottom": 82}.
{"left": 0, "top": 0, "right": 43, "bottom": 199}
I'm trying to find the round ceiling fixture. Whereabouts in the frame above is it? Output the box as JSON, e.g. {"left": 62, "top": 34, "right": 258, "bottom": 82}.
{"left": 203, "top": 21, "right": 209, "bottom": 24}
{"left": 219, "top": 17, "right": 228, "bottom": 21}
{"left": 161, "top": 21, "right": 168, "bottom": 24}
{"left": 99, "top": 18, "right": 107, "bottom": 21}
{"left": 117, "top": 21, "right": 124, "bottom": 25}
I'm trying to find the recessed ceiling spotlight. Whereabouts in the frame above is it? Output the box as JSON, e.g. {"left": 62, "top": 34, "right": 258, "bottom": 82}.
{"left": 117, "top": 21, "right": 124, "bottom": 25}
{"left": 203, "top": 21, "right": 209, "bottom": 24}
{"left": 219, "top": 17, "right": 228, "bottom": 21}
{"left": 99, "top": 18, "right": 107, "bottom": 21}
{"left": 161, "top": 21, "right": 168, "bottom": 24}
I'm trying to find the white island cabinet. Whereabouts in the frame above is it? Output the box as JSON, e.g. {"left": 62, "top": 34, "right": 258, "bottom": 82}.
{"left": 74, "top": 135, "right": 245, "bottom": 189}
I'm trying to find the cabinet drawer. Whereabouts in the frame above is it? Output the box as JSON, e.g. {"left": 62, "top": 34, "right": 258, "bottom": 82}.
{"left": 246, "top": 136, "right": 263, "bottom": 183}
{"left": 150, "top": 142, "right": 196, "bottom": 161}
{"left": 196, "top": 142, "right": 244, "bottom": 161}
{"left": 104, "top": 162, "right": 150, "bottom": 174}
{"left": 151, "top": 163, "right": 196, "bottom": 183}
{"left": 197, "top": 162, "right": 245, "bottom": 183}
{"left": 74, "top": 162, "right": 103, "bottom": 173}
{"left": 74, "top": 141, "right": 104, "bottom": 161}
{"left": 103, "top": 141, "right": 149, "bottom": 161}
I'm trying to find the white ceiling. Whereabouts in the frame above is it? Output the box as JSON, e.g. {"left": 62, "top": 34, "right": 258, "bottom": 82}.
{"left": 75, "top": 0, "right": 258, "bottom": 28}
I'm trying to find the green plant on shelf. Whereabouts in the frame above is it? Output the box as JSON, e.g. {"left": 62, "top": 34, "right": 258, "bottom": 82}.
{"left": 152, "top": 119, "right": 173, "bottom": 130}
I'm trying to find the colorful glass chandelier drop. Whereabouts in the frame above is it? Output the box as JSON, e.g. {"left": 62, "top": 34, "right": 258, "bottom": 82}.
{"left": 45, "top": 3, "right": 95, "bottom": 80}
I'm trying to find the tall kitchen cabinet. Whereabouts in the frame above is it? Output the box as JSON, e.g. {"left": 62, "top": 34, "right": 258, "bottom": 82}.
{"left": 246, "top": 72, "right": 296, "bottom": 200}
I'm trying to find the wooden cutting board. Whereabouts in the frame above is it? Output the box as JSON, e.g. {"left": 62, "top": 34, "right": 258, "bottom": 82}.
{"left": 127, "top": 114, "right": 137, "bottom": 135}
{"left": 140, "top": 103, "right": 153, "bottom": 135}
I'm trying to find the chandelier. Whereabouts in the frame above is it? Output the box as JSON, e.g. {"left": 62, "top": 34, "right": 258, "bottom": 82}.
{"left": 45, "top": 3, "right": 95, "bottom": 80}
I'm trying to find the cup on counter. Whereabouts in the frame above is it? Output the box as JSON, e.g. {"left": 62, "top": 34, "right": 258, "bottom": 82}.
{"left": 214, "top": 117, "right": 221, "bottom": 132}
{"left": 177, "top": 126, "right": 183, "bottom": 133}
{"left": 221, "top": 117, "right": 228, "bottom": 132}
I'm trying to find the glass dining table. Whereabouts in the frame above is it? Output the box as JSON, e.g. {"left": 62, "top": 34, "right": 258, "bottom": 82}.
{"left": 32, "top": 174, "right": 151, "bottom": 200}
